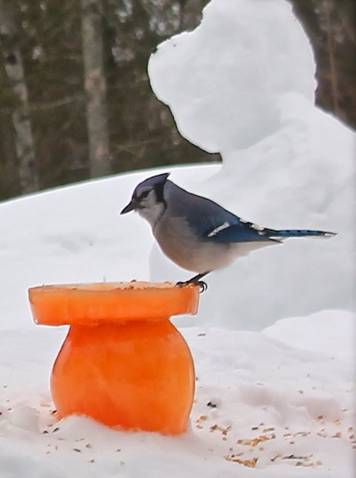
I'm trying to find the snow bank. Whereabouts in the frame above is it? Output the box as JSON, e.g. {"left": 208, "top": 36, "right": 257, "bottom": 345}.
{"left": 148, "top": 0, "right": 355, "bottom": 328}
{"left": 263, "top": 309, "right": 355, "bottom": 362}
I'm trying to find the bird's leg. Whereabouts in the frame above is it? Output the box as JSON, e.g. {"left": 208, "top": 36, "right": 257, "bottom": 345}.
{"left": 176, "top": 272, "right": 210, "bottom": 293}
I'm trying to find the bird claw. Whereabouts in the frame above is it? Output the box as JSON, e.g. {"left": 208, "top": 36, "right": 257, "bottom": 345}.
{"left": 176, "top": 280, "right": 208, "bottom": 294}
{"left": 197, "top": 280, "right": 208, "bottom": 293}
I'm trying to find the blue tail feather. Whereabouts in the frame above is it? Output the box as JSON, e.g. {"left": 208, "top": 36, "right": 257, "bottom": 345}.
{"left": 270, "top": 229, "right": 336, "bottom": 239}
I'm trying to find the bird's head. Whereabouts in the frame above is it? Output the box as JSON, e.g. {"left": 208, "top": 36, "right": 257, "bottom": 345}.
{"left": 120, "top": 172, "right": 170, "bottom": 225}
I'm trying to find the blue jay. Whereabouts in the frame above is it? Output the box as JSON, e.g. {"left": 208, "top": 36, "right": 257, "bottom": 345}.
{"left": 121, "top": 173, "right": 336, "bottom": 290}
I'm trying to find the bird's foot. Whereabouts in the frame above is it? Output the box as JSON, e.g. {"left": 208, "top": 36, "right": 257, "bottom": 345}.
{"left": 197, "top": 280, "right": 208, "bottom": 293}
{"left": 176, "top": 280, "right": 208, "bottom": 294}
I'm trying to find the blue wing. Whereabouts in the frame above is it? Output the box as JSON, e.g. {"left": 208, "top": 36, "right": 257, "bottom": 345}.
{"left": 207, "top": 223, "right": 278, "bottom": 243}
{"left": 166, "top": 181, "right": 275, "bottom": 243}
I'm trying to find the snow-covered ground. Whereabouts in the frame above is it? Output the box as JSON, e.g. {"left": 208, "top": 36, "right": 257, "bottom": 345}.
{"left": 0, "top": 0, "right": 355, "bottom": 476}
{"left": 0, "top": 310, "right": 355, "bottom": 478}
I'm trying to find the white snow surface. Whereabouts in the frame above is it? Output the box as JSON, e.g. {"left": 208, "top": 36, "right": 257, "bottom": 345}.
{"left": 0, "top": 0, "right": 355, "bottom": 476}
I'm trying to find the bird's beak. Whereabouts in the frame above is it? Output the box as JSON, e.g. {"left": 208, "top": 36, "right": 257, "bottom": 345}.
{"left": 120, "top": 199, "right": 136, "bottom": 214}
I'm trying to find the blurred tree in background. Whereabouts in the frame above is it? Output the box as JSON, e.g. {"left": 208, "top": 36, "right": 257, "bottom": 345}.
{"left": 0, "top": 0, "right": 355, "bottom": 201}
{"left": 0, "top": 0, "right": 215, "bottom": 200}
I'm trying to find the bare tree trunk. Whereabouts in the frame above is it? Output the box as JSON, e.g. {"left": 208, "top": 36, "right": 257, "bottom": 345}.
{"left": 0, "top": 0, "right": 39, "bottom": 193}
{"left": 81, "top": 0, "right": 110, "bottom": 177}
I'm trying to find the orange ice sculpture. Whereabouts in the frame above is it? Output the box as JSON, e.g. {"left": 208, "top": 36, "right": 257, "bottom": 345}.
{"left": 29, "top": 282, "right": 200, "bottom": 434}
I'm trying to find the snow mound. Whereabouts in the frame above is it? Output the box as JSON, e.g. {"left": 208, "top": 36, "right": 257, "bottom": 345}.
{"left": 263, "top": 309, "right": 355, "bottom": 362}
{"left": 149, "top": 0, "right": 315, "bottom": 153}
{"left": 148, "top": 0, "right": 355, "bottom": 328}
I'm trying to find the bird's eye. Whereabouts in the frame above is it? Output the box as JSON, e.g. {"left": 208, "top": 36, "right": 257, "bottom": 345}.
{"left": 140, "top": 190, "right": 150, "bottom": 199}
